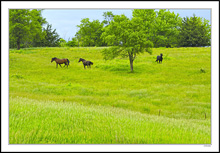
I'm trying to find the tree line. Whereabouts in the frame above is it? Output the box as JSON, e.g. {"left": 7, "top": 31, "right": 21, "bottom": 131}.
{"left": 75, "top": 10, "right": 211, "bottom": 48}
{"left": 9, "top": 9, "right": 61, "bottom": 49}
{"left": 9, "top": 9, "right": 211, "bottom": 50}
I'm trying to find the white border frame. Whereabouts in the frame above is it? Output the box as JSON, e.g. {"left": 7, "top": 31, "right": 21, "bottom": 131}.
{"left": 1, "top": 1, "right": 219, "bottom": 152}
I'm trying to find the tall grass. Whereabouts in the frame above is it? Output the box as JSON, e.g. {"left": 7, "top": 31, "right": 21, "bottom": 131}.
{"left": 10, "top": 97, "right": 210, "bottom": 144}
{"left": 9, "top": 47, "right": 211, "bottom": 144}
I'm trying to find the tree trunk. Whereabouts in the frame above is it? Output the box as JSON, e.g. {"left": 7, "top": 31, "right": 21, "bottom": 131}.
{"left": 129, "top": 54, "right": 134, "bottom": 72}
{"left": 17, "top": 39, "right": 20, "bottom": 50}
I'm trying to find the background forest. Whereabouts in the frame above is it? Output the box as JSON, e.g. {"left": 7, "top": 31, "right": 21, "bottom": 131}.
{"left": 9, "top": 9, "right": 211, "bottom": 50}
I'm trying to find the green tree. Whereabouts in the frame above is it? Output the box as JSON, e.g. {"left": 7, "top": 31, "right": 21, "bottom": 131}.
{"left": 101, "top": 14, "right": 153, "bottom": 72}
{"left": 102, "top": 11, "right": 115, "bottom": 26}
{"left": 133, "top": 9, "right": 181, "bottom": 48}
{"left": 59, "top": 38, "right": 66, "bottom": 47}
{"left": 154, "top": 9, "right": 182, "bottom": 48}
{"left": 132, "top": 9, "right": 156, "bottom": 43}
{"left": 9, "top": 9, "right": 30, "bottom": 49}
{"left": 76, "top": 18, "right": 104, "bottom": 47}
{"left": 42, "top": 24, "right": 60, "bottom": 47}
{"left": 179, "top": 14, "right": 211, "bottom": 47}
{"left": 9, "top": 9, "right": 46, "bottom": 49}
{"left": 66, "top": 37, "right": 78, "bottom": 47}
{"left": 30, "top": 9, "right": 47, "bottom": 47}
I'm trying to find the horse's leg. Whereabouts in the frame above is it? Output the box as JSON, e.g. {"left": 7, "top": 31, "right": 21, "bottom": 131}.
{"left": 66, "top": 62, "right": 68, "bottom": 68}
{"left": 84, "top": 64, "right": 86, "bottom": 69}
{"left": 59, "top": 64, "right": 62, "bottom": 68}
{"left": 56, "top": 63, "right": 58, "bottom": 68}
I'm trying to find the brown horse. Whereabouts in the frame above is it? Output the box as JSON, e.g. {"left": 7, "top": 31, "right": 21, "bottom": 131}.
{"left": 51, "top": 57, "right": 70, "bottom": 68}
{"left": 78, "top": 58, "right": 93, "bottom": 69}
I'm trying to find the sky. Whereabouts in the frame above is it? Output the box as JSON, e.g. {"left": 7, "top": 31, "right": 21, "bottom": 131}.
{"left": 41, "top": 9, "right": 211, "bottom": 41}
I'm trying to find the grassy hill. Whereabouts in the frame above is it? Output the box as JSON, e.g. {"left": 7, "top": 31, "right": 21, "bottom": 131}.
{"left": 9, "top": 47, "right": 211, "bottom": 144}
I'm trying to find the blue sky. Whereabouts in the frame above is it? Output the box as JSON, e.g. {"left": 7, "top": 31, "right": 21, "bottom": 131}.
{"left": 41, "top": 9, "right": 211, "bottom": 41}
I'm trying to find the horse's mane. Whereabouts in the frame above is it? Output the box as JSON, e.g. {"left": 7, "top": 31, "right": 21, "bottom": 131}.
{"left": 80, "top": 58, "right": 86, "bottom": 61}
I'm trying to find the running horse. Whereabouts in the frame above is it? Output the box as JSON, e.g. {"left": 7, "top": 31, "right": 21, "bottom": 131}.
{"left": 51, "top": 57, "right": 70, "bottom": 68}
{"left": 78, "top": 58, "right": 93, "bottom": 69}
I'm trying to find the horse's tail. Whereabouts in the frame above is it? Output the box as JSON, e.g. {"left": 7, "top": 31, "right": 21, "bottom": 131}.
{"left": 67, "top": 59, "right": 70, "bottom": 65}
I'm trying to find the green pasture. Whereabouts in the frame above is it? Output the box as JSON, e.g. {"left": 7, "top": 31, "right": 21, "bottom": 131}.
{"left": 9, "top": 47, "right": 211, "bottom": 144}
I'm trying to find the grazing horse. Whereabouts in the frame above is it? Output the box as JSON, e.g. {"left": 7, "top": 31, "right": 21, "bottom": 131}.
{"left": 78, "top": 58, "right": 93, "bottom": 69}
{"left": 155, "top": 53, "right": 163, "bottom": 63}
{"left": 51, "top": 57, "right": 70, "bottom": 68}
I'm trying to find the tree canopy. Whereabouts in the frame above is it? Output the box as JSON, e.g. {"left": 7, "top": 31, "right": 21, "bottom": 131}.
{"left": 102, "top": 11, "right": 115, "bottom": 26}
{"left": 101, "top": 13, "right": 154, "bottom": 72}
{"left": 179, "top": 14, "right": 211, "bottom": 47}
{"left": 75, "top": 18, "right": 104, "bottom": 47}
{"left": 153, "top": 9, "right": 182, "bottom": 48}
{"left": 42, "top": 24, "right": 61, "bottom": 47}
{"left": 9, "top": 9, "right": 61, "bottom": 49}
{"left": 9, "top": 9, "right": 47, "bottom": 49}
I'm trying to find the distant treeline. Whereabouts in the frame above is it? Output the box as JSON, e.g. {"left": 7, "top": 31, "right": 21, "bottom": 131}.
{"left": 9, "top": 9, "right": 211, "bottom": 50}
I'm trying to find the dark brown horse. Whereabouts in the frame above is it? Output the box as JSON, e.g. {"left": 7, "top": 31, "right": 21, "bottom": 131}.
{"left": 51, "top": 57, "right": 70, "bottom": 68}
{"left": 78, "top": 58, "right": 93, "bottom": 69}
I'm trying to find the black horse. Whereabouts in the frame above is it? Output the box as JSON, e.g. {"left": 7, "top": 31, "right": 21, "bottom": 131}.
{"left": 51, "top": 57, "right": 70, "bottom": 68}
{"left": 155, "top": 53, "right": 163, "bottom": 63}
{"left": 78, "top": 58, "right": 93, "bottom": 69}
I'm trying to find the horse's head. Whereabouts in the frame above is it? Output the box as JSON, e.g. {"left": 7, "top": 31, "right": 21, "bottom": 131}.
{"left": 78, "top": 58, "right": 84, "bottom": 62}
{"left": 51, "top": 57, "right": 57, "bottom": 63}
{"left": 160, "top": 53, "right": 163, "bottom": 56}
{"left": 90, "top": 62, "right": 93, "bottom": 65}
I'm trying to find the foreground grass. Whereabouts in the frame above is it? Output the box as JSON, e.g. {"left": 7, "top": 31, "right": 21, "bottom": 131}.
{"left": 9, "top": 47, "right": 211, "bottom": 144}
{"left": 10, "top": 97, "right": 210, "bottom": 144}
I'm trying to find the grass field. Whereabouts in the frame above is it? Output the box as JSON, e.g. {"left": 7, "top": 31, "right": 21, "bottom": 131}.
{"left": 9, "top": 47, "right": 211, "bottom": 144}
